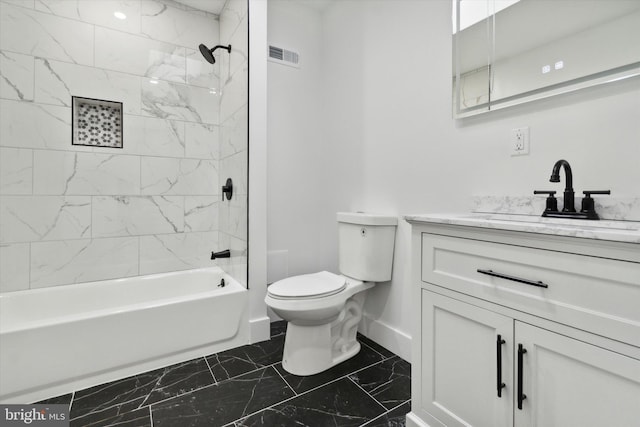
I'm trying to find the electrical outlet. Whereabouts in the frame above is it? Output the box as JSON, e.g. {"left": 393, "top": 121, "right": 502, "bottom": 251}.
{"left": 510, "top": 127, "right": 530, "bottom": 156}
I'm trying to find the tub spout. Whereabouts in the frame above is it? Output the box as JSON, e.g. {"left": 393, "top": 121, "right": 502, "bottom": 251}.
{"left": 211, "top": 249, "right": 231, "bottom": 260}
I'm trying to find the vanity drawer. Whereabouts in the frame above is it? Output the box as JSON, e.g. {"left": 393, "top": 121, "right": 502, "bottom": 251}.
{"left": 421, "top": 233, "right": 640, "bottom": 347}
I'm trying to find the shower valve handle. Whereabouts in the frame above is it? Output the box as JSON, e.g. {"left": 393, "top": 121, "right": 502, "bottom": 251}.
{"left": 222, "top": 178, "right": 233, "bottom": 201}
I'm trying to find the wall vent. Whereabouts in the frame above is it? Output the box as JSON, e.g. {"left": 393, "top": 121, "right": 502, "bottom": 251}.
{"left": 268, "top": 45, "right": 300, "bottom": 68}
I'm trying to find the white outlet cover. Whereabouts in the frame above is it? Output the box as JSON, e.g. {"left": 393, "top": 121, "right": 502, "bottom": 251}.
{"left": 510, "top": 127, "right": 530, "bottom": 156}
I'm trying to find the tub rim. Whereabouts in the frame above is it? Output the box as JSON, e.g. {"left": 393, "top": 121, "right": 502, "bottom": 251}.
{"left": 0, "top": 267, "right": 245, "bottom": 335}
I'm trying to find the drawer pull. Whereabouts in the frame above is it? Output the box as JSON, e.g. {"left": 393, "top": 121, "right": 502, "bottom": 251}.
{"left": 477, "top": 269, "right": 548, "bottom": 288}
{"left": 497, "top": 334, "right": 506, "bottom": 398}
{"left": 517, "top": 344, "right": 527, "bottom": 410}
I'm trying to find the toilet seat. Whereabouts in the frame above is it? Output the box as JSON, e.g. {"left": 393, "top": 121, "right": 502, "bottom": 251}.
{"left": 267, "top": 271, "right": 347, "bottom": 300}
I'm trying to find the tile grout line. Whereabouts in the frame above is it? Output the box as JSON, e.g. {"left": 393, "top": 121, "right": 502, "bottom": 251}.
{"left": 28, "top": 147, "right": 34, "bottom": 289}
{"left": 145, "top": 360, "right": 275, "bottom": 411}
{"left": 146, "top": 382, "right": 215, "bottom": 411}
{"left": 68, "top": 391, "right": 75, "bottom": 414}
{"left": 359, "top": 338, "right": 394, "bottom": 362}
{"left": 70, "top": 386, "right": 155, "bottom": 422}
{"left": 264, "top": 340, "right": 392, "bottom": 399}
{"left": 71, "top": 363, "right": 217, "bottom": 422}
{"left": 31, "top": 147, "right": 35, "bottom": 195}
{"left": 6, "top": 229, "right": 218, "bottom": 246}
{"left": 228, "top": 358, "right": 390, "bottom": 426}
{"left": 225, "top": 370, "right": 302, "bottom": 425}
{"left": 10, "top": 144, "right": 220, "bottom": 162}
{"left": 346, "top": 376, "right": 388, "bottom": 413}
{"left": 61, "top": 334, "right": 397, "bottom": 425}
{"left": 0, "top": 102, "right": 219, "bottom": 134}
{"left": 359, "top": 399, "right": 411, "bottom": 427}
{"left": 272, "top": 364, "right": 297, "bottom": 397}
{"left": 203, "top": 355, "right": 218, "bottom": 384}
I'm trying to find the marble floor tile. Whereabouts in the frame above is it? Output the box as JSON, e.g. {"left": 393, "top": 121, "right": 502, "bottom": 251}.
{"left": 236, "top": 377, "right": 386, "bottom": 427}
{"left": 151, "top": 366, "right": 295, "bottom": 427}
{"left": 362, "top": 401, "right": 411, "bottom": 427}
{"left": 70, "top": 406, "right": 152, "bottom": 427}
{"left": 275, "top": 342, "right": 386, "bottom": 394}
{"left": 206, "top": 334, "right": 285, "bottom": 381}
{"left": 357, "top": 333, "right": 396, "bottom": 359}
{"left": 71, "top": 369, "right": 161, "bottom": 421}
{"left": 140, "top": 358, "right": 216, "bottom": 406}
{"left": 36, "top": 393, "right": 73, "bottom": 407}
{"left": 70, "top": 358, "right": 215, "bottom": 423}
{"left": 349, "top": 356, "right": 411, "bottom": 409}
{"left": 38, "top": 322, "right": 410, "bottom": 427}
{"left": 269, "top": 320, "right": 287, "bottom": 338}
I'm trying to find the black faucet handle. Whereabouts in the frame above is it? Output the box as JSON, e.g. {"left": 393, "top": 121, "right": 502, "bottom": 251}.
{"left": 534, "top": 190, "right": 558, "bottom": 213}
{"left": 582, "top": 190, "right": 611, "bottom": 196}
{"left": 581, "top": 190, "right": 610, "bottom": 218}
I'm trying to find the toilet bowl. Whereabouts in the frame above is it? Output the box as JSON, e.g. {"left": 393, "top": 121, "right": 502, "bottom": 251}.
{"left": 265, "top": 212, "right": 397, "bottom": 376}
{"left": 266, "top": 271, "right": 374, "bottom": 375}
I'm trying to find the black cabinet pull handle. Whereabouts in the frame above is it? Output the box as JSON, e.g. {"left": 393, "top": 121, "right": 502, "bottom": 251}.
{"left": 517, "top": 344, "right": 527, "bottom": 410}
{"left": 477, "top": 269, "right": 548, "bottom": 289}
{"left": 497, "top": 334, "right": 506, "bottom": 397}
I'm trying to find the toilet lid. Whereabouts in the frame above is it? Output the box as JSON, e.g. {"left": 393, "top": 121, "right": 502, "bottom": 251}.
{"left": 268, "top": 271, "right": 347, "bottom": 300}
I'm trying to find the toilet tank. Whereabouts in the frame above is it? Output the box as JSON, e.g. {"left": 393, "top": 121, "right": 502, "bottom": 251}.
{"left": 337, "top": 212, "right": 397, "bottom": 282}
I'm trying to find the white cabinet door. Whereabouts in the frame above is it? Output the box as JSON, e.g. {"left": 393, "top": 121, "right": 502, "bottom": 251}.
{"left": 514, "top": 322, "right": 640, "bottom": 427}
{"left": 420, "top": 291, "right": 513, "bottom": 427}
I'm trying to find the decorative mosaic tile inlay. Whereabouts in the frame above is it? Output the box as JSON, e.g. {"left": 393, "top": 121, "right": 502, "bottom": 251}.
{"left": 72, "top": 97, "right": 123, "bottom": 148}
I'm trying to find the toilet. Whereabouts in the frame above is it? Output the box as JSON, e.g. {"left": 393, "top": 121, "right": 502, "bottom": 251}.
{"left": 265, "top": 212, "right": 397, "bottom": 376}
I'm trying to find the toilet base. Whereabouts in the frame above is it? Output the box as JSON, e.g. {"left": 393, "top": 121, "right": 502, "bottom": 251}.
{"left": 281, "top": 292, "right": 367, "bottom": 376}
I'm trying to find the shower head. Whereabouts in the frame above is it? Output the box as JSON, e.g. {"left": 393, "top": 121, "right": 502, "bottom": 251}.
{"left": 198, "top": 44, "right": 232, "bottom": 64}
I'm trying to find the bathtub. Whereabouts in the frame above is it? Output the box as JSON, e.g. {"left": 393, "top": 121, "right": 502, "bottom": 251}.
{"left": 0, "top": 267, "right": 248, "bottom": 404}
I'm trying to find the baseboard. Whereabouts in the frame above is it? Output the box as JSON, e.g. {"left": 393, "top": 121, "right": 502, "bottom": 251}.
{"left": 359, "top": 313, "right": 412, "bottom": 362}
{"left": 249, "top": 315, "right": 271, "bottom": 343}
{"left": 406, "top": 412, "right": 432, "bottom": 427}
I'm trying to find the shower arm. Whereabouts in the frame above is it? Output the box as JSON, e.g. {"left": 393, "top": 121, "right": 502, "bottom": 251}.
{"left": 213, "top": 44, "right": 232, "bottom": 54}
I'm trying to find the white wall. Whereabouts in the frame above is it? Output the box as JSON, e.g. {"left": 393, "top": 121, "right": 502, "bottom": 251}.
{"left": 267, "top": 1, "right": 356, "bottom": 280}
{"left": 267, "top": 0, "right": 640, "bottom": 360}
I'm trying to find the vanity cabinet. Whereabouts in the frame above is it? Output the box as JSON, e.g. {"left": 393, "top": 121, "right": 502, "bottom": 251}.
{"left": 420, "top": 292, "right": 513, "bottom": 427}
{"left": 407, "top": 220, "right": 640, "bottom": 427}
{"left": 513, "top": 321, "right": 639, "bottom": 427}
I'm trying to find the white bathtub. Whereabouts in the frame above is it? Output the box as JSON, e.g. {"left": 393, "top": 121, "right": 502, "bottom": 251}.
{"left": 0, "top": 267, "right": 248, "bottom": 404}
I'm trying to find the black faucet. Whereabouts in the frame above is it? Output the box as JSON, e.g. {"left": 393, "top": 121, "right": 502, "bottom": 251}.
{"left": 534, "top": 159, "right": 610, "bottom": 220}
{"left": 211, "top": 249, "right": 231, "bottom": 260}
{"left": 549, "top": 159, "right": 575, "bottom": 212}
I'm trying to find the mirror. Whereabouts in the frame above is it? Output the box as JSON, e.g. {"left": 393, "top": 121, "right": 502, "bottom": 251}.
{"left": 453, "top": 0, "right": 640, "bottom": 117}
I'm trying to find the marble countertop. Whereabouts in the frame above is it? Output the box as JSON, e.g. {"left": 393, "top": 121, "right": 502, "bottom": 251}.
{"left": 404, "top": 213, "right": 640, "bottom": 244}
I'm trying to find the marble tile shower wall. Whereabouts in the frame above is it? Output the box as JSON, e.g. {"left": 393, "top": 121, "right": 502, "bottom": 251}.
{"left": 217, "top": 0, "right": 248, "bottom": 286}
{"left": 0, "top": 0, "right": 245, "bottom": 292}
